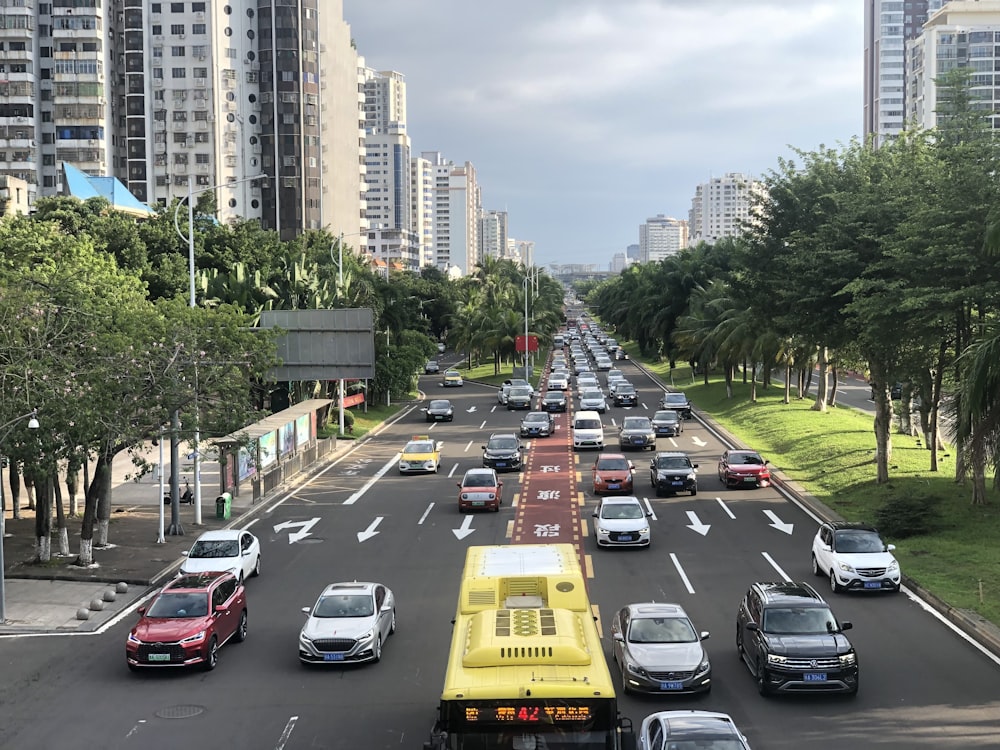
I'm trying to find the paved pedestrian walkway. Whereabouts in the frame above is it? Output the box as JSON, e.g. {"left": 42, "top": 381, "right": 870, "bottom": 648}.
{"left": 0, "top": 437, "right": 347, "bottom": 634}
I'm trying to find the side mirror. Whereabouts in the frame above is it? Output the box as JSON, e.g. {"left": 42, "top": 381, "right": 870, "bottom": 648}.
{"left": 612, "top": 632, "right": 624, "bottom": 642}
{"left": 181, "top": 550, "right": 189, "bottom": 557}
{"left": 840, "top": 621, "right": 853, "bottom": 631}
{"left": 456, "top": 482, "right": 462, "bottom": 488}
{"left": 646, "top": 511, "right": 653, "bottom": 518}
{"left": 137, "top": 606, "right": 147, "bottom": 616}
{"left": 887, "top": 543, "right": 896, "bottom": 552}
{"left": 215, "top": 604, "right": 227, "bottom": 613}
{"left": 498, "top": 481, "right": 503, "bottom": 487}
{"left": 592, "top": 512, "right": 599, "bottom": 518}
{"left": 692, "top": 463, "right": 699, "bottom": 469}
{"left": 700, "top": 631, "right": 710, "bottom": 641}
{"left": 421, "top": 407, "right": 428, "bottom": 412}
{"left": 746, "top": 622, "right": 760, "bottom": 632}
{"left": 302, "top": 607, "right": 311, "bottom": 615}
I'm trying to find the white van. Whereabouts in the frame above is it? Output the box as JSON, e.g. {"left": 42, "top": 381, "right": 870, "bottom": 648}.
{"left": 572, "top": 410, "right": 604, "bottom": 451}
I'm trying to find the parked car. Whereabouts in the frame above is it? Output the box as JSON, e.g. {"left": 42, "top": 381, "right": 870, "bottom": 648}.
{"left": 718, "top": 449, "right": 771, "bottom": 488}
{"left": 482, "top": 433, "right": 523, "bottom": 472}
{"left": 519, "top": 411, "right": 555, "bottom": 438}
{"left": 592, "top": 453, "right": 635, "bottom": 495}
{"left": 650, "top": 409, "right": 683, "bottom": 437}
{"left": 423, "top": 399, "right": 454, "bottom": 422}
{"left": 180, "top": 529, "right": 261, "bottom": 583}
{"left": 505, "top": 385, "right": 534, "bottom": 410}
{"left": 650, "top": 452, "right": 698, "bottom": 497}
{"left": 424, "top": 360, "right": 440, "bottom": 374}
{"left": 613, "top": 382, "right": 638, "bottom": 407}
{"left": 592, "top": 495, "right": 651, "bottom": 548}
{"left": 611, "top": 602, "right": 711, "bottom": 695}
{"left": 811, "top": 522, "right": 901, "bottom": 593}
{"left": 541, "top": 391, "right": 568, "bottom": 413}
{"left": 126, "top": 571, "right": 247, "bottom": 672}
{"left": 457, "top": 468, "right": 503, "bottom": 512}
{"left": 299, "top": 581, "right": 395, "bottom": 665}
{"left": 637, "top": 711, "right": 751, "bottom": 750}
{"left": 659, "top": 391, "right": 692, "bottom": 419}
{"left": 618, "top": 416, "right": 656, "bottom": 451}
{"left": 736, "top": 581, "right": 858, "bottom": 696}
{"left": 579, "top": 388, "right": 608, "bottom": 414}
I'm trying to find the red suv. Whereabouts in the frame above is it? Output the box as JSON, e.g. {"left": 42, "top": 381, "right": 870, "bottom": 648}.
{"left": 126, "top": 571, "right": 247, "bottom": 672}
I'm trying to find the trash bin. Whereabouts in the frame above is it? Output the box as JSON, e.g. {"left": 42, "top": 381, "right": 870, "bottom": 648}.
{"left": 215, "top": 492, "right": 232, "bottom": 520}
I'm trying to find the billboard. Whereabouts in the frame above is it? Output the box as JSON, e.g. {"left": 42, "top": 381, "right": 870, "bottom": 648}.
{"left": 515, "top": 334, "right": 539, "bottom": 353}
{"left": 261, "top": 308, "right": 375, "bottom": 381}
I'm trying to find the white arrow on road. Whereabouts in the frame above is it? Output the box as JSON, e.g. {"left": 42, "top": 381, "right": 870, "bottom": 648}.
{"left": 273, "top": 517, "right": 320, "bottom": 544}
{"left": 357, "top": 516, "right": 384, "bottom": 543}
{"left": 763, "top": 509, "right": 794, "bottom": 535}
{"left": 685, "top": 511, "right": 711, "bottom": 536}
{"left": 453, "top": 515, "right": 476, "bottom": 540}
{"left": 691, "top": 436, "right": 707, "bottom": 447}
{"left": 466, "top": 406, "right": 478, "bottom": 412}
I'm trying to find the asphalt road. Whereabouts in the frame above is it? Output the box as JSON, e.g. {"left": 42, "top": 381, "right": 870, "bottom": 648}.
{"left": 1, "top": 355, "right": 998, "bottom": 749}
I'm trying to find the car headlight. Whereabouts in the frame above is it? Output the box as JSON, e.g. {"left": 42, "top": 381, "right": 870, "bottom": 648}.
{"left": 594, "top": 473, "right": 604, "bottom": 482}
{"left": 638, "top": 526, "right": 649, "bottom": 534}
{"left": 127, "top": 632, "right": 141, "bottom": 644}
{"left": 840, "top": 652, "right": 857, "bottom": 666}
{"left": 598, "top": 526, "right": 611, "bottom": 535}
{"left": 487, "top": 493, "right": 495, "bottom": 500}
{"left": 686, "top": 473, "right": 696, "bottom": 480}
{"left": 299, "top": 632, "right": 313, "bottom": 646}
{"left": 888, "top": 560, "right": 899, "bottom": 572}
{"left": 624, "top": 660, "right": 646, "bottom": 677}
{"left": 356, "top": 629, "right": 375, "bottom": 644}
{"left": 837, "top": 561, "right": 856, "bottom": 573}
{"left": 695, "top": 657, "right": 711, "bottom": 676}
{"left": 181, "top": 630, "right": 206, "bottom": 644}
{"left": 767, "top": 653, "right": 787, "bottom": 665}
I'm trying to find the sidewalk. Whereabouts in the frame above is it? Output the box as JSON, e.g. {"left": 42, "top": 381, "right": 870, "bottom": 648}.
{"left": 0, "top": 438, "right": 345, "bottom": 634}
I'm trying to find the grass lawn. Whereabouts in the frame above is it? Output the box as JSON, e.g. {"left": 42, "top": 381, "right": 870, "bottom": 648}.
{"left": 628, "top": 347, "right": 1000, "bottom": 626}
{"left": 453, "top": 351, "right": 550, "bottom": 390}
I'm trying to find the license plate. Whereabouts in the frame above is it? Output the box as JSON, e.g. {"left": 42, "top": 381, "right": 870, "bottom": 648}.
{"left": 323, "top": 653, "right": 345, "bottom": 661}
{"left": 617, "top": 535, "right": 633, "bottom": 542}
{"left": 864, "top": 581, "right": 882, "bottom": 589}
{"left": 672, "top": 481, "right": 683, "bottom": 486}
{"left": 496, "top": 462, "right": 506, "bottom": 467}
{"left": 659, "top": 681, "right": 683, "bottom": 691}
{"left": 471, "top": 501, "right": 484, "bottom": 506}
{"left": 608, "top": 484, "right": 620, "bottom": 490}
{"left": 743, "top": 477, "right": 756, "bottom": 483}
{"left": 804, "top": 672, "right": 827, "bottom": 682}
{"left": 435, "top": 415, "right": 446, "bottom": 420}
{"left": 147, "top": 653, "right": 171, "bottom": 662}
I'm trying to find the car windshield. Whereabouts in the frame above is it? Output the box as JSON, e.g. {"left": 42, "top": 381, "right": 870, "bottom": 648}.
{"left": 622, "top": 418, "right": 651, "bottom": 430}
{"left": 763, "top": 607, "right": 838, "bottom": 635}
{"left": 655, "top": 457, "right": 691, "bottom": 470}
{"left": 617, "top": 385, "right": 635, "bottom": 394}
{"left": 597, "top": 457, "right": 630, "bottom": 471}
{"left": 544, "top": 393, "right": 565, "bottom": 402}
{"left": 653, "top": 411, "right": 679, "bottom": 422}
{"left": 406, "top": 442, "right": 434, "bottom": 453}
{"left": 463, "top": 473, "right": 496, "bottom": 488}
{"left": 575, "top": 419, "right": 601, "bottom": 430}
{"left": 147, "top": 592, "right": 210, "bottom": 618}
{"left": 656, "top": 740, "right": 744, "bottom": 750}
{"left": 601, "top": 502, "right": 644, "bottom": 520}
{"left": 582, "top": 390, "right": 603, "bottom": 399}
{"left": 664, "top": 394, "right": 686, "bottom": 403}
{"left": 188, "top": 539, "right": 238, "bottom": 558}
{"left": 524, "top": 414, "right": 548, "bottom": 424}
{"left": 429, "top": 400, "right": 450, "bottom": 409}
{"left": 509, "top": 387, "right": 532, "bottom": 397}
{"left": 510, "top": 379, "right": 528, "bottom": 387}
{"left": 445, "top": 371, "right": 460, "bottom": 377}
{"left": 834, "top": 530, "right": 886, "bottom": 553}
{"left": 731, "top": 452, "right": 763, "bottom": 465}
{"left": 313, "top": 594, "right": 374, "bottom": 618}
{"left": 488, "top": 438, "right": 519, "bottom": 451}
{"left": 628, "top": 617, "right": 697, "bottom": 644}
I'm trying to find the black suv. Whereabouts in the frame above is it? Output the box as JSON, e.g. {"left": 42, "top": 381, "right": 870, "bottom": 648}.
{"left": 649, "top": 452, "right": 698, "bottom": 496}
{"left": 659, "top": 391, "right": 692, "bottom": 419}
{"left": 613, "top": 383, "right": 638, "bottom": 407}
{"left": 481, "top": 433, "right": 523, "bottom": 472}
{"left": 736, "top": 582, "right": 858, "bottom": 696}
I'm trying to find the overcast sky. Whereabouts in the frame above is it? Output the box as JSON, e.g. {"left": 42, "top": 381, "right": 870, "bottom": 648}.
{"left": 342, "top": 0, "right": 863, "bottom": 269}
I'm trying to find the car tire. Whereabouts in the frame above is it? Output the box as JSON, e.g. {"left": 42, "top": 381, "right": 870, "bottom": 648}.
{"left": 389, "top": 609, "right": 396, "bottom": 635}
{"left": 690, "top": 486, "right": 697, "bottom": 497}
{"left": 830, "top": 570, "right": 843, "bottom": 594}
{"left": 252, "top": 555, "right": 261, "bottom": 578}
{"left": 372, "top": 636, "right": 382, "bottom": 664}
{"left": 736, "top": 628, "right": 744, "bottom": 660}
{"left": 811, "top": 555, "right": 823, "bottom": 577}
{"left": 756, "top": 659, "right": 770, "bottom": 696}
{"left": 203, "top": 636, "right": 219, "bottom": 671}
{"left": 234, "top": 610, "right": 248, "bottom": 643}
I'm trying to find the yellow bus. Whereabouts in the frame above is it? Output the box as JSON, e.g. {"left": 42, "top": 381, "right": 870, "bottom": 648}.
{"left": 424, "top": 544, "right": 634, "bottom": 750}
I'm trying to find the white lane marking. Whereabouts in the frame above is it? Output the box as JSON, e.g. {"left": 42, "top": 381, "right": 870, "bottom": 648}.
{"left": 763, "top": 509, "right": 794, "bottom": 535}
{"left": 670, "top": 553, "right": 696, "bottom": 594}
{"left": 269, "top": 437, "right": 388, "bottom": 511}
{"left": 453, "top": 515, "right": 475, "bottom": 540}
{"left": 465, "top": 440, "right": 474, "bottom": 452}
{"left": 427, "top": 422, "right": 437, "bottom": 430}
{"left": 273, "top": 517, "right": 320, "bottom": 544}
{"left": 716, "top": 497, "right": 736, "bottom": 519}
{"left": 275, "top": 716, "right": 299, "bottom": 750}
{"left": 124, "top": 720, "right": 146, "bottom": 739}
{"left": 344, "top": 454, "right": 400, "bottom": 505}
{"left": 357, "top": 516, "right": 384, "bottom": 543}
{"left": 242, "top": 517, "right": 260, "bottom": 530}
{"left": 479, "top": 420, "right": 487, "bottom": 429}
{"left": 762, "top": 552, "right": 792, "bottom": 581}
{"left": 418, "top": 503, "right": 434, "bottom": 524}
{"left": 691, "top": 436, "right": 707, "bottom": 447}
{"left": 685, "top": 511, "right": 711, "bottom": 536}
{"left": 448, "top": 463, "right": 459, "bottom": 478}
{"left": 642, "top": 496, "right": 656, "bottom": 521}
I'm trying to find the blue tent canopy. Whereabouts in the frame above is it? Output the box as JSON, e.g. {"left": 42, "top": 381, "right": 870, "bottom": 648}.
{"left": 61, "top": 162, "right": 156, "bottom": 218}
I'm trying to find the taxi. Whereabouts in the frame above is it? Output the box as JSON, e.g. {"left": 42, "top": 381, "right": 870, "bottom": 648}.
{"left": 442, "top": 369, "right": 464, "bottom": 387}
{"left": 398, "top": 436, "right": 441, "bottom": 474}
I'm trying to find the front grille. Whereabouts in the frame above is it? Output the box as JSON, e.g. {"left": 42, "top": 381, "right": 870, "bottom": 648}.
{"left": 856, "top": 568, "right": 888, "bottom": 577}
{"left": 136, "top": 644, "right": 186, "bottom": 662}
{"left": 312, "top": 638, "right": 356, "bottom": 653}
{"left": 782, "top": 656, "right": 842, "bottom": 670}
{"left": 647, "top": 670, "right": 695, "bottom": 680}
{"left": 609, "top": 531, "right": 642, "bottom": 541}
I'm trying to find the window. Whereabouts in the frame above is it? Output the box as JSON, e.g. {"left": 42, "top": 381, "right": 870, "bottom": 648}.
{"left": 192, "top": 23, "right": 206, "bottom": 34}
{"left": 170, "top": 2, "right": 184, "bottom": 11}
{"left": 170, "top": 24, "right": 185, "bottom": 35}
{"left": 152, "top": 25, "right": 162, "bottom": 35}
{"left": 151, "top": 3, "right": 161, "bottom": 12}
{"left": 171, "top": 46, "right": 185, "bottom": 56}
{"left": 171, "top": 68, "right": 186, "bottom": 78}
{"left": 192, "top": 1, "right": 205, "bottom": 10}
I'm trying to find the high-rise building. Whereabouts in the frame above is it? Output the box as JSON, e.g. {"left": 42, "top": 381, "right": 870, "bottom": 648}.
{"left": 639, "top": 215, "right": 688, "bottom": 263}
{"left": 610, "top": 252, "right": 630, "bottom": 273}
{"left": 688, "top": 173, "right": 762, "bottom": 246}
{"left": 479, "top": 209, "right": 509, "bottom": 262}
{"left": 421, "top": 151, "right": 480, "bottom": 276}
{"left": 907, "top": 1, "right": 1000, "bottom": 131}
{"left": 625, "top": 244, "right": 640, "bottom": 262}
{"left": 1, "top": 0, "right": 364, "bottom": 242}
{"left": 863, "top": 0, "right": 944, "bottom": 145}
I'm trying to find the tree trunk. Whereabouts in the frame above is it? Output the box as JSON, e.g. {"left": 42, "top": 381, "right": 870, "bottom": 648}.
{"left": 66, "top": 453, "right": 81, "bottom": 517}
{"left": 724, "top": 364, "right": 733, "bottom": 399}
{"left": 33, "top": 474, "right": 51, "bottom": 563}
{"left": 827, "top": 365, "right": 839, "bottom": 406}
{"left": 76, "top": 452, "right": 109, "bottom": 566}
{"left": 811, "top": 346, "right": 829, "bottom": 412}
{"left": 750, "top": 364, "right": 758, "bottom": 403}
{"left": 783, "top": 363, "right": 791, "bottom": 404}
{"left": 970, "top": 450, "right": 988, "bottom": 505}
{"left": 95, "top": 452, "right": 113, "bottom": 548}
{"left": 24, "top": 473, "right": 35, "bottom": 511}
{"left": 53, "top": 469, "right": 70, "bottom": 556}
{"left": 9, "top": 464, "right": 21, "bottom": 520}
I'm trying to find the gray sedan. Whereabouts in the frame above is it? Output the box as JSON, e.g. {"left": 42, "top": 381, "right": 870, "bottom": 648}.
{"left": 299, "top": 581, "right": 396, "bottom": 664}
{"left": 618, "top": 416, "right": 655, "bottom": 450}
{"left": 612, "top": 602, "right": 711, "bottom": 695}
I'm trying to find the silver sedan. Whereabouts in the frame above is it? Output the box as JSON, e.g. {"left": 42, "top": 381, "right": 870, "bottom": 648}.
{"left": 299, "top": 581, "right": 396, "bottom": 665}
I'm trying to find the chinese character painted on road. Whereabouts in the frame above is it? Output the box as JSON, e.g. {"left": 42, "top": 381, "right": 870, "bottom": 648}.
{"left": 540, "top": 465, "right": 561, "bottom": 473}
{"left": 534, "top": 523, "right": 561, "bottom": 537}
{"left": 536, "top": 490, "right": 560, "bottom": 501}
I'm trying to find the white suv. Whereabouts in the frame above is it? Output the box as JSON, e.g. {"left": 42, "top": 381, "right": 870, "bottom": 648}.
{"left": 811, "top": 522, "right": 900, "bottom": 593}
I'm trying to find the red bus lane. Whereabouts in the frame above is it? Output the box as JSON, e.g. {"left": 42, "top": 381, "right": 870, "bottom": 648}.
{"left": 512, "top": 420, "right": 582, "bottom": 548}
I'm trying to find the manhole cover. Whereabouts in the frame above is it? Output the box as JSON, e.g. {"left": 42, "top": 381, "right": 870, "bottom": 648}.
{"left": 297, "top": 537, "right": 324, "bottom": 544}
{"left": 155, "top": 705, "right": 205, "bottom": 720}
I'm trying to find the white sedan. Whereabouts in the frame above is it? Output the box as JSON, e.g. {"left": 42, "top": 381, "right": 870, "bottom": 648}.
{"left": 180, "top": 529, "right": 261, "bottom": 582}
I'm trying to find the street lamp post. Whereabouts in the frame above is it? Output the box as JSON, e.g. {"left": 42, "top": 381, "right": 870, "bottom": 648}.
{"left": 173, "top": 172, "right": 267, "bottom": 527}
{"left": 331, "top": 228, "right": 373, "bottom": 437}
{"left": 0, "top": 409, "right": 40, "bottom": 623}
